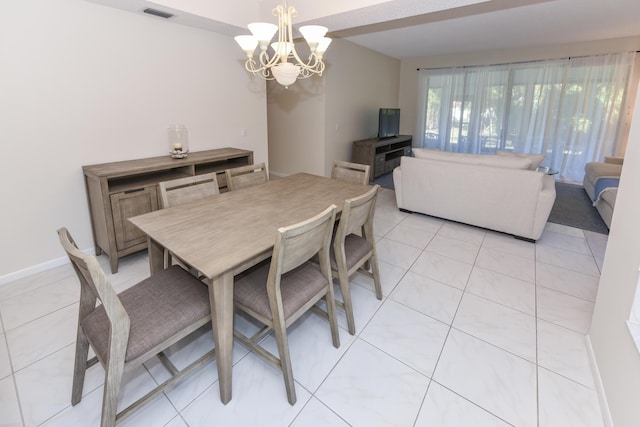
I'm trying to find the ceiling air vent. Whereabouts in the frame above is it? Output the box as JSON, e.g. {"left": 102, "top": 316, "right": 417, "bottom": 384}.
{"left": 143, "top": 8, "right": 174, "bottom": 19}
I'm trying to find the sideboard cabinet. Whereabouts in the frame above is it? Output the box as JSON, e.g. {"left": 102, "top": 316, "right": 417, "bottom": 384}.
{"left": 83, "top": 148, "right": 253, "bottom": 273}
{"left": 352, "top": 135, "right": 412, "bottom": 180}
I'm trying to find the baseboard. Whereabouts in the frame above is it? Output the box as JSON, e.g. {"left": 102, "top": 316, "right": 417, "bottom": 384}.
{"left": 584, "top": 334, "right": 615, "bottom": 427}
{"left": 0, "top": 247, "right": 95, "bottom": 287}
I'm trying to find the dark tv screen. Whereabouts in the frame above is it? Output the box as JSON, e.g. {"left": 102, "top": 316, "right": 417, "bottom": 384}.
{"left": 378, "top": 108, "right": 400, "bottom": 138}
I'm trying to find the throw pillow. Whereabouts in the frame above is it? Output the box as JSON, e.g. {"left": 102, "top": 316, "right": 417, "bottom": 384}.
{"left": 412, "top": 148, "right": 532, "bottom": 169}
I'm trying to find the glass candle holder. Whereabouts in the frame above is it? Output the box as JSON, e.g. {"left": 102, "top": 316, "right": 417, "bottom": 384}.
{"left": 168, "top": 124, "right": 189, "bottom": 158}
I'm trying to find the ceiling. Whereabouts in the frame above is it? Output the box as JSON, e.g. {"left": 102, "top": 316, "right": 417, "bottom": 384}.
{"left": 311, "top": 0, "right": 640, "bottom": 59}
{"left": 90, "top": 0, "right": 640, "bottom": 60}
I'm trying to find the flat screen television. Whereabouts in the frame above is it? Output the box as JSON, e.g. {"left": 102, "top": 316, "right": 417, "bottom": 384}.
{"left": 378, "top": 108, "right": 400, "bottom": 138}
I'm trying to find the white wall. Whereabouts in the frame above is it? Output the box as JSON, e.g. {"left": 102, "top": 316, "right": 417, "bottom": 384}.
{"left": 589, "top": 82, "right": 640, "bottom": 427}
{"left": 267, "top": 39, "right": 400, "bottom": 177}
{"left": 0, "top": 0, "right": 269, "bottom": 278}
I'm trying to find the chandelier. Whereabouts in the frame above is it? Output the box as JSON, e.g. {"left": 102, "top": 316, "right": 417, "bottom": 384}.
{"left": 234, "top": 1, "right": 331, "bottom": 88}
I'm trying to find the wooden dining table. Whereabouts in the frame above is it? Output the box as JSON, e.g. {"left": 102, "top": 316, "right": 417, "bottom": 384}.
{"left": 128, "top": 172, "right": 372, "bottom": 404}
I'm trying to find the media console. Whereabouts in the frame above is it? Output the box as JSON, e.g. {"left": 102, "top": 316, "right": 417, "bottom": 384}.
{"left": 352, "top": 135, "right": 412, "bottom": 181}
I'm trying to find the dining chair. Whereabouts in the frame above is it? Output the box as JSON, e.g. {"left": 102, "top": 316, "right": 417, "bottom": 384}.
{"left": 157, "top": 173, "right": 220, "bottom": 271}
{"left": 330, "top": 160, "right": 371, "bottom": 185}
{"left": 330, "top": 184, "right": 382, "bottom": 335}
{"left": 57, "top": 227, "right": 214, "bottom": 427}
{"left": 224, "top": 162, "right": 269, "bottom": 191}
{"left": 233, "top": 205, "right": 340, "bottom": 405}
{"left": 158, "top": 172, "right": 219, "bottom": 209}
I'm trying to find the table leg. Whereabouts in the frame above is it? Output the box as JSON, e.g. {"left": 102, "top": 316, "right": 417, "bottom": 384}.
{"left": 147, "top": 237, "right": 164, "bottom": 275}
{"left": 208, "top": 272, "right": 234, "bottom": 404}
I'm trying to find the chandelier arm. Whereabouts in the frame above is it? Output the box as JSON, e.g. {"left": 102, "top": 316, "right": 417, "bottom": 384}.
{"left": 284, "top": 5, "right": 310, "bottom": 75}
{"left": 244, "top": 58, "right": 275, "bottom": 80}
{"left": 279, "top": 5, "right": 287, "bottom": 52}
{"left": 260, "top": 68, "right": 274, "bottom": 80}
{"left": 258, "top": 50, "right": 279, "bottom": 69}
{"left": 285, "top": 18, "right": 324, "bottom": 75}
{"left": 291, "top": 53, "right": 324, "bottom": 75}
{"left": 297, "top": 61, "right": 324, "bottom": 79}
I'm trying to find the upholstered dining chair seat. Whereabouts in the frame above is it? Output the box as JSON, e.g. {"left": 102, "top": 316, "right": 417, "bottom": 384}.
{"left": 234, "top": 263, "right": 329, "bottom": 321}
{"left": 330, "top": 234, "right": 373, "bottom": 271}
{"left": 58, "top": 227, "right": 215, "bottom": 427}
{"left": 82, "top": 265, "right": 211, "bottom": 364}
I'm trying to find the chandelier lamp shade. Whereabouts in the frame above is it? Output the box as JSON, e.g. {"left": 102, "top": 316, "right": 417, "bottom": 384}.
{"left": 234, "top": 1, "right": 331, "bottom": 88}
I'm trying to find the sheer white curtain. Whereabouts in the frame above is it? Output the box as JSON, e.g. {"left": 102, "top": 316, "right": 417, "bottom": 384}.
{"left": 415, "top": 52, "right": 636, "bottom": 182}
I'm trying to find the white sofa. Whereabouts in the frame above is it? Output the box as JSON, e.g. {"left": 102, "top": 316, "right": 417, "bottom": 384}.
{"left": 392, "top": 149, "right": 556, "bottom": 241}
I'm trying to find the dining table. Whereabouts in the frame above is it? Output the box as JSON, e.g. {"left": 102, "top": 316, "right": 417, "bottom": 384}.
{"left": 128, "top": 172, "right": 372, "bottom": 404}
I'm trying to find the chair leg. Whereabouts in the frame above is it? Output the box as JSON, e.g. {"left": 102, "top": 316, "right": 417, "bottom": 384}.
{"left": 271, "top": 315, "right": 296, "bottom": 405}
{"left": 337, "top": 271, "right": 356, "bottom": 335}
{"left": 163, "top": 249, "right": 171, "bottom": 269}
{"left": 71, "top": 328, "right": 90, "bottom": 405}
{"left": 369, "top": 252, "right": 383, "bottom": 301}
{"left": 325, "top": 284, "right": 341, "bottom": 348}
{"left": 100, "top": 350, "right": 126, "bottom": 427}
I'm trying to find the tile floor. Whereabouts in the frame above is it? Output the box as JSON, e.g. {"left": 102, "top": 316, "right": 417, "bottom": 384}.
{"left": 0, "top": 188, "right": 608, "bottom": 426}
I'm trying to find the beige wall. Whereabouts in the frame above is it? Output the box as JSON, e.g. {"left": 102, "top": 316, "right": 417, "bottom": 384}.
{"left": 267, "top": 39, "right": 400, "bottom": 177}
{"left": 590, "top": 81, "right": 640, "bottom": 427}
{"left": 323, "top": 40, "right": 400, "bottom": 177}
{"left": 267, "top": 75, "right": 327, "bottom": 176}
{"left": 398, "top": 36, "right": 640, "bottom": 141}
{"left": 0, "top": 0, "right": 269, "bottom": 279}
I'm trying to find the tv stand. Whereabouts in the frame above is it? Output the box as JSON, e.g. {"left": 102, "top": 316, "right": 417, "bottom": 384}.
{"left": 352, "top": 135, "right": 412, "bottom": 181}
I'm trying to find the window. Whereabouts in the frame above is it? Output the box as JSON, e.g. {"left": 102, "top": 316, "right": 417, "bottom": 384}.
{"left": 416, "top": 53, "right": 637, "bottom": 182}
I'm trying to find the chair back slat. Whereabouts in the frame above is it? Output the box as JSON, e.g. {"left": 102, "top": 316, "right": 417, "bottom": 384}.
{"left": 331, "top": 160, "right": 370, "bottom": 185}
{"left": 225, "top": 163, "right": 268, "bottom": 191}
{"left": 57, "top": 228, "right": 130, "bottom": 334}
{"left": 336, "top": 185, "right": 379, "bottom": 240}
{"left": 158, "top": 173, "right": 219, "bottom": 208}
{"left": 272, "top": 205, "right": 336, "bottom": 276}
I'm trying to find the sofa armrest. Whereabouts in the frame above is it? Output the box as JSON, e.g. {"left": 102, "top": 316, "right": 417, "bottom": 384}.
{"left": 532, "top": 175, "right": 557, "bottom": 240}
{"left": 393, "top": 166, "right": 403, "bottom": 208}
{"left": 604, "top": 156, "right": 624, "bottom": 165}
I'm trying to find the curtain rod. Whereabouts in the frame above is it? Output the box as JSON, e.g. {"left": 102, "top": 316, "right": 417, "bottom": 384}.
{"left": 416, "top": 50, "right": 639, "bottom": 71}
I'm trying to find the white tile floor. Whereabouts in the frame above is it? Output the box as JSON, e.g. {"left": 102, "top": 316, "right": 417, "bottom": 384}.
{"left": 0, "top": 188, "right": 608, "bottom": 426}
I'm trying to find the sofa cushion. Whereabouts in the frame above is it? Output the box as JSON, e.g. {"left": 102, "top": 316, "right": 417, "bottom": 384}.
{"left": 495, "top": 150, "right": 545, "bottom": 170}
{"left": 412, "top": 148, "right": 532, "bottom": 170}
{"left": 584, "top": 161, "right": 623, "bottom": 182}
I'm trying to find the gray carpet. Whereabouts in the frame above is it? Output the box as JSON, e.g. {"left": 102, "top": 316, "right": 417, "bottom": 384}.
{"left": 548, "top": 182, "right": 609, "bottom": 234}
{"left": 376, "top": 173, "right": 609, "bottom": 235}
{"left": 373, "top": 173, "right": 395, "bottom": 190}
